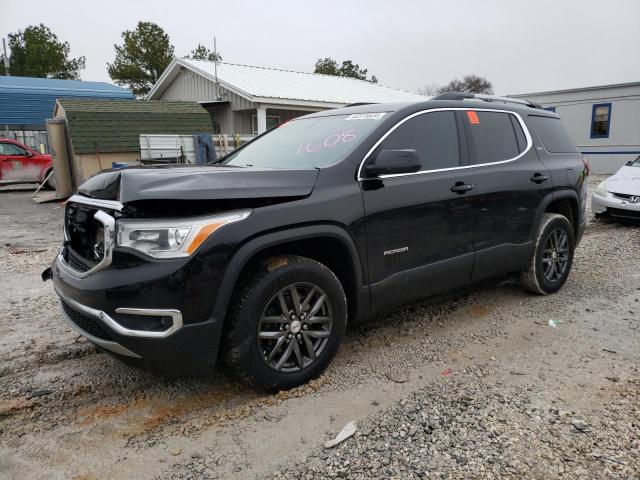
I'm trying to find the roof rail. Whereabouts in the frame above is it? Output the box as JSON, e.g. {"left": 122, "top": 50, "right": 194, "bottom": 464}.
{"left": 432, "top": 91, "right": 542, "bottom": 109}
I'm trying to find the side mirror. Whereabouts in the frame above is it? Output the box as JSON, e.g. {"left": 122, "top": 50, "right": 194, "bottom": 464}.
{"left": 364, "top": 149, "right": 422, "bottom": 177}
{"left": 626, "top": 160, "right": 633, "bottom": 166}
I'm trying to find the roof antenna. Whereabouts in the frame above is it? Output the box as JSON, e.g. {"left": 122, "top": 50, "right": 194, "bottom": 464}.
{"left": 213, "top": 36, "right": 220, "bottom": 101}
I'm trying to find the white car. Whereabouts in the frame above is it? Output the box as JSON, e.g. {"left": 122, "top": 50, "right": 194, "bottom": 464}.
{"left": 592, "top": 155, "right": 640, "bottom": 220}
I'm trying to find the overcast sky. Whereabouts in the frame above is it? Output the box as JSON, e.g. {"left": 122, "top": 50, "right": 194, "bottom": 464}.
{"left": 2, "top": 0, "right": 639, "bottom": 95}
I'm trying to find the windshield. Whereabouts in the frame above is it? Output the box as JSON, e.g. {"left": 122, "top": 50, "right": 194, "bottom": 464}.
{"left": 222, "top": 113, "right": 387, "bottom": 169}
{"left": 629, "top": 156, "right": 640, "bottom": 167}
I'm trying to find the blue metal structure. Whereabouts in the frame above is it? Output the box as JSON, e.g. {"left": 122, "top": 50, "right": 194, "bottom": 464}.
{"left": 0, "top": 76, "right": 133, "bottom": 130}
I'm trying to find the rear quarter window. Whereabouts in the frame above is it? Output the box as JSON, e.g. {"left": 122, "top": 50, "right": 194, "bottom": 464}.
{"left": 527, "top": 116, "right": 578, "bottom": 153}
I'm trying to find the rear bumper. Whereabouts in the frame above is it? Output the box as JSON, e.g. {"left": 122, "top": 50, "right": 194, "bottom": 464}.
{"left": 51, "top": 254, "right": 224, "bottom": 373}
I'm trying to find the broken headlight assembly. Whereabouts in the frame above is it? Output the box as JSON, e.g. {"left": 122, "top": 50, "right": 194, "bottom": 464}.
{"left": 116, "top": 210, "right": 251, "bottom": 259}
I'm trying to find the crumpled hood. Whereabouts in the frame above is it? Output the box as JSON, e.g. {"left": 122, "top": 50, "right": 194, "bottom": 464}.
{"left": 77, "top": 165, "right": 319, "bottom": 204}
{"left": 606, "top": 166, "right": 640, "bottom": 195}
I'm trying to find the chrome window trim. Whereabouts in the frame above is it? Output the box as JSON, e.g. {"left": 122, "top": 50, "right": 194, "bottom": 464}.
{"left": 59, "top": 209, "right": 115, "bottom": 278}
{"left": 356, "top": 107, "right": 533, "bottom": 180}
{"left": 66, "top": 194, "right": 124, "bottom": 212}
{"left": 55, "top": 284, "right": 183, "bottom": 340}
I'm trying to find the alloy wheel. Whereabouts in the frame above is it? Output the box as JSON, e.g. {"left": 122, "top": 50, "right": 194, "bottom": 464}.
{"left": 542, "top": 228, "right": 570, "bottom": 282}
{"left": 257, "top": 282, "right": 333, "bottom": 373}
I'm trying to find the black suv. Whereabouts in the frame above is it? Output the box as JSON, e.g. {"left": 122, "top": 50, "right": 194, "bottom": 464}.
{"left": 45, "top": 93, "right": 588, "bottom": 390}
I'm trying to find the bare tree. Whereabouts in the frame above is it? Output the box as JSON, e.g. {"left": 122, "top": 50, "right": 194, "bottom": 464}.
{"left": 417, "top": 82, "right": 440, "bottom": 96}
{"left": 418, "top": 75, "right": 494, "bottom": 96}
{"left": 438, "top": 74, "right": 494, "bottom": 94}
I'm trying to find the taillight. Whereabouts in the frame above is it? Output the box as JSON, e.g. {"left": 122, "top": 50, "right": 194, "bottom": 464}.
{"left": 582, "top": 155, "right": 590, "bottom": 176}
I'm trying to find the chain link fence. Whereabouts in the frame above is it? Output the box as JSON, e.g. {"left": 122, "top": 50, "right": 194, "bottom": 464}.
{"left": 2, "top": 129, "right": 49, "bottom": 153}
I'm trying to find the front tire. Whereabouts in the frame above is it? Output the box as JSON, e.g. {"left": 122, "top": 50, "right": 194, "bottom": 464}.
{"left": 521, "top": 213, "right": 575, "bottom": 295}
{"left": 222, "top": 255, "right": 347, "bottom": 391}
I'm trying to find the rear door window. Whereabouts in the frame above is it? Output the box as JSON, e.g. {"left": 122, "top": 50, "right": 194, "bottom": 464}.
{"left": 464, "top": 111, "right": 521, "bottom": 164}
{"left": 378, "top": 111, "right": 460, "bottom": 170}
{"left": 527, "top": 116, "right": 578, "bottom": 153}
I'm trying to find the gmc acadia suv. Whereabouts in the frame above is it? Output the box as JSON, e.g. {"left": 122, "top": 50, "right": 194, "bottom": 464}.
{"left": 44, "top": 93, "right": 588, "bottom": 390}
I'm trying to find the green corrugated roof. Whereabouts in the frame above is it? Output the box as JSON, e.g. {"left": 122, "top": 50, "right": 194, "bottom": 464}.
{"left": 58, "top": 99, "right": 212, "bottom": 154}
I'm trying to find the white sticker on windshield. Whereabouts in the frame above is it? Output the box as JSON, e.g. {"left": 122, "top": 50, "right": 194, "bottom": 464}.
{"left": 346, "top": 113, "right": 387, "bottom": 121}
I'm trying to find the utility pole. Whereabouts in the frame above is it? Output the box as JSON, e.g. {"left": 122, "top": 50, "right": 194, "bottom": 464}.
{"left": 213, "top": 36, "right": 220, "bottom": 100}
{"left": 2, "top": 38, "right": 9, "bottom": 76}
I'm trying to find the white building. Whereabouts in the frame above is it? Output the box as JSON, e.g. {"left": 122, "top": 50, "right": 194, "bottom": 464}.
{"left": 512, "top": 82, "right": 640, "bottom": 174}
{"left": 147, "top": 58, "right": 425, "bottom": 136}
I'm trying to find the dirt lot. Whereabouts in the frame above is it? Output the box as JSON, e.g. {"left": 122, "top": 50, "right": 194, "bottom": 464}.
{"left": 0, "top": 176, "right": 638, "bottom": 479}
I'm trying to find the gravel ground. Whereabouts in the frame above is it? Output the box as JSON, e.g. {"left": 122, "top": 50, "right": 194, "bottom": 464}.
{"left": 274, "top": 366, "right": 639, "bottom": 479}
{"left": 0, "top": 175, "right": 639, "bottom": 479}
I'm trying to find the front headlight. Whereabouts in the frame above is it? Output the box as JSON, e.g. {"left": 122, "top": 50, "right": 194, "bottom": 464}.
{"left": 594, "top": 181, "right": 607, "bottom": 197}
{"left": 116, "top": 210, "right": 251, "bottom": 258}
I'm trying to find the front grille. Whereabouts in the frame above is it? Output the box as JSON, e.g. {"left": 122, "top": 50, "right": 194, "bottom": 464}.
{"left": 62, "top": 301, "right": 113, "bottom": 340}
{"left": 65, "top": 203, "right": 106, "bottom": 269}
{"left": 612, "top": 192, "right": 632, "bottom": 200}
{"left": 66, "top": 247, "right": 94, "bottom": 273}
{"left": 609, "top": 208, "right": 640, "bottom": 220}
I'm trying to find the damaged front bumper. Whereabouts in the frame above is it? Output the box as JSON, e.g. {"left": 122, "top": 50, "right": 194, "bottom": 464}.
{"left": 44, "top": 253, "right": 224, "bottom": 373}
{"left": 57, "top": 290, "right": 143, "bottom": 359}
{"left": 56, "top": 284, "right": 184, "bottom": 358}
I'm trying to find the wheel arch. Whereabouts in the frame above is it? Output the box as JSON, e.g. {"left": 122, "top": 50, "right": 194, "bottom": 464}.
{"left": 211, "top": 225, "right": 368, "bottom": 330}
{"left": 534, "top": 190, "right": 581, "bottom": 241}
{"left": 42, "top": 165, "right": 53, "bottom": 182}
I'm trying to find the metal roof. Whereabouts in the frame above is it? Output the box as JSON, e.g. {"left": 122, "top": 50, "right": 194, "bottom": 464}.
{"left": 58, "top": 98, "right": 206, "bottom": 114}
{"left": 0, "top": 76, "right": 133, "bottom": 129}
{"left": 148, "top": 58, "right": 425, "bottom": 106}
{"left": 511, "top": 81, "right": 640, "bottom": 98}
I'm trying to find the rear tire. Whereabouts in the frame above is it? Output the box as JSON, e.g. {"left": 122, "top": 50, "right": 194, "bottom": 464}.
{"left": 222, "top": 255, "right": 347, "bottom": 391}
{"left": 521, "top": 213, "right": 574, "bottom": 295}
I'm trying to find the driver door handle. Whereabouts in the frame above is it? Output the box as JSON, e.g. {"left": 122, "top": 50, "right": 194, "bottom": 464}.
{"left": 530, "top": 173, "right": 549, "bottom": 184}
{"left": 451, "top": 182, "right": 474, "bottom": 194}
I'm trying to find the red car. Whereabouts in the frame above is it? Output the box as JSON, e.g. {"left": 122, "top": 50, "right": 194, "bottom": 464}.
{"left": 0, "top": 138, "right": 54, "bottom": 188}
